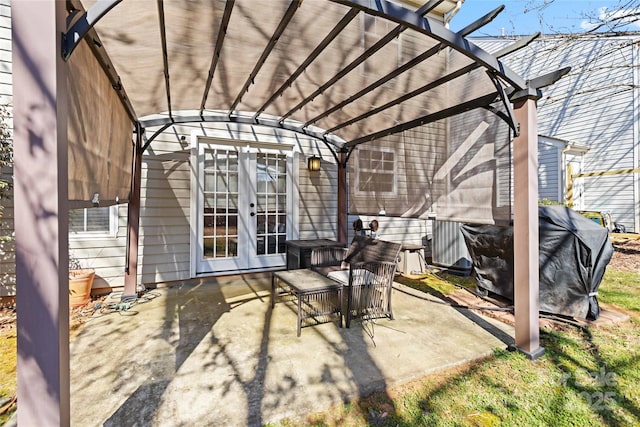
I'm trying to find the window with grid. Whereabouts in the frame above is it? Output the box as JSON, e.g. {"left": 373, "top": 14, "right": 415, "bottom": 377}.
{"left": 357, "top": 148, "right": 396, "bottom": 194}
{"left": 69, "top": 206, "right": 118, "bottom": 237}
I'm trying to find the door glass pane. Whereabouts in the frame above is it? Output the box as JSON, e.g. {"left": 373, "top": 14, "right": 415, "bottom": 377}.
{"left": 204, "top": 194, "right": 215, "bottom": 210}
{"left": 216, "top": 175, "right": 228, "bottom": 193}
{"left": 229, "top": 195, "right": 238, "bottom": 210}
{"left": 204, "top": 238, "right": 214, "bottom": 258}
{"left": 202, "top": 148, "right": 239, "bottom": 259}
{"left": 228, "top": 153, "right": 238, "bottom": 171}
{"left": 256, "top": 153, "right": 287, "bottom": 255}
{"left": 204, "top": 173, "right": 215, "bottom": 192}
{"left": 277, "top": 175, "right": 286, "bottom": 193}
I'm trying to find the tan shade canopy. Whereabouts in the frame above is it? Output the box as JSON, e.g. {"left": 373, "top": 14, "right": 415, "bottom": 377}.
{"left": 348, "top": 108, "right": 512, "bottom": 224}
{"left": 64, "top": 0, "right": 557, "bottom": 222}
{"left": 70, "top": 0, "right": 527, "bottom": 145}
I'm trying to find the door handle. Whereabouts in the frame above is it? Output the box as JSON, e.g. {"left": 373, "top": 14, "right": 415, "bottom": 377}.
{"left": 250, "top": 202, "right": 255, "bottom": 208}
{"left": 250, "top": 212, "right": 255, "bottom": 217}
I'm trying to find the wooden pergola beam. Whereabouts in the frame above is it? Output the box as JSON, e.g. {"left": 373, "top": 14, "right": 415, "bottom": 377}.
{"left": 512, "top": 92, "right": 544, "bottom": 360}
{"left": 123, "top": 126, "right": 143, "bottom": 299}
{"left": 337, "top": 151, "right": 348, "bottom": 244}
{"left": 13, "top": 1, "right": 71, "bottom": 424}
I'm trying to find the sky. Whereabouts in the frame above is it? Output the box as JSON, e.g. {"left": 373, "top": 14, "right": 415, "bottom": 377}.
{"left": 449, "top": 0, "right": 640, "bottom": 36}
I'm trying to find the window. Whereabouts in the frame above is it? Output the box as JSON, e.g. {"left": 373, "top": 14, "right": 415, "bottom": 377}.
{"left": 69, "top": 206, "right": 119, "bottom": 237}
{"left": 356, "top": 148, "right": 396, "bottom": 193}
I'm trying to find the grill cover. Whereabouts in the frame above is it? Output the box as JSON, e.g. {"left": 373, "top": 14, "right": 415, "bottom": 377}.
{"left": 461, "top": 206, "right": 614, "bottom": 319}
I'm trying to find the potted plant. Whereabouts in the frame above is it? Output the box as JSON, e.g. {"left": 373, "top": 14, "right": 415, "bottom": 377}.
{"left": 68, "top": 253, "right": 95, "bottom": 307}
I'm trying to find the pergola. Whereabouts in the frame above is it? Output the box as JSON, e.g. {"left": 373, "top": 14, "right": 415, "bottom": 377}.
{"left": 12, "top": 0, "right": 567, "bottom": 424}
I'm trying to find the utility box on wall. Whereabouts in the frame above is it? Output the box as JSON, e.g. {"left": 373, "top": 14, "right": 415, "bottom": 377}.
{"left": 397, "top": 249, "right": 421, "bottom": 275}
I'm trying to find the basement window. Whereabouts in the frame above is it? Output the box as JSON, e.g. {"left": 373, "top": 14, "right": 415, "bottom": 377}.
{"left": 69, "top": 206, "right": 119, "bottom": 238}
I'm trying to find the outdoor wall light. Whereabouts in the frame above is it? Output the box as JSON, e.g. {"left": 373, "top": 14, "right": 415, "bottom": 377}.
{"left": 307, "top": 155, "right": 321, "bottom": 172}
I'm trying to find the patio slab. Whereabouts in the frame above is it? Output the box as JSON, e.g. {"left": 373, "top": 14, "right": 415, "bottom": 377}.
{"left": 69, "top": 272, "right": 514, "bottom": 426}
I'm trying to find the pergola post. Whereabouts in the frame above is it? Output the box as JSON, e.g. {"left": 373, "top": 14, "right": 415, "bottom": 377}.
{"left": 512, "top": 93, "right": 544, "bottom": 360}
{"left": 12, "top": 1, "right": 70, "bottom": 424}
{"left": 337, "top": 150, "right": 348, "bottom": 244}
{"left": 124, "top": 127, "right": 143, "bottom": 299}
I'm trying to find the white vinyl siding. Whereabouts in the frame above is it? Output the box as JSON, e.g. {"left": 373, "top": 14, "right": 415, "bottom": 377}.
{"left": 477, "top": 35, "right": 639, "bottom": 231}
{"left": 0, "top": 0, "right": 12, "bottom": 296}
{"left": 348, "top": 215, "right": 431, "bottom": 247}
{"left": 298, "top": 162, "right": 338, "bottom": 240}
{"left": 138, "top": 122, "right": 336, "bottom": 285}
{"left": 0, "top": 0, "right": 10, "bottom": 104}
{"left": 137, "top": 135, "right": 191, "bottom": 285}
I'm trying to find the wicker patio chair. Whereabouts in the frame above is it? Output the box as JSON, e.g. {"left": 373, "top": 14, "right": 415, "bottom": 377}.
{"left": 310, "top": 245, "right": 348, "bottom": 276}
{"left": 310, "top": 235, "right": 401, "bottom": 328}
{"left": 344, "top": 261, "right": 397, "bottom": 328}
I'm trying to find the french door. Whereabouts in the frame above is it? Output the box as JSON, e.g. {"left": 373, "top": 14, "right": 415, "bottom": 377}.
{"left": 194, "top": 140, "right": 297, "bottom": 274}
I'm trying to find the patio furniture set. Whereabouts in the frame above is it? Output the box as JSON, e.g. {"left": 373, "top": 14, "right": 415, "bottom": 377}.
{"left": 272, "top": 236, "right": 402, "bottom": 336}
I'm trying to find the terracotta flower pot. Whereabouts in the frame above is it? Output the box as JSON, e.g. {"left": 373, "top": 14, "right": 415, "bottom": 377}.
{"left": 69, "top": 269, "right": 95, "bottom": 307}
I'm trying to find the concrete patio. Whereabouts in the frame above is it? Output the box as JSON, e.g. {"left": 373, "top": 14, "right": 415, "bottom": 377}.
{"left": 69, "top": 273, "right": 514, "bottom": 426}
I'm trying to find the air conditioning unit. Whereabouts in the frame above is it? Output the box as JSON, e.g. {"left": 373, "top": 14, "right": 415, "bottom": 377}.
{"left": 431, "top": 220, "right": 471, "bottom": 273}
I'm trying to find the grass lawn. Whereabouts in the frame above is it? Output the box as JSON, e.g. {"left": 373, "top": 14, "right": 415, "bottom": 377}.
{"left": 272, "top": 268, "right": 640, "bottom": 427}
{"left": 0, "top": 327, "right": 16, "bottom": 424}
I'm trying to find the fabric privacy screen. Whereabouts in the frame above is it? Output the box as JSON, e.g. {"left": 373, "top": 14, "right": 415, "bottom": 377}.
{"left": 67, "top": 39, "right": 134, "bottom": 205}
{"left": 349, "top": 107, "right": 512, "bottom": 225}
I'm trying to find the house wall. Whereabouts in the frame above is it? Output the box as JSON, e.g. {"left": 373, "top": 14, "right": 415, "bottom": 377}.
{"left": 0, "top": 1, "right": 480, "bottom": 295}
{"left": 134, "top": 122, "right": 339, "bottom": 286}
{"left": 0, "top": 0, "right": 12, "bottom": 296}
{"left": 37, "top": 119, "right": 345, "bottom": 292}
{"left": 67, "top": 209, "right": 128, "bottom": 292}
{"left": 0, "top": 0, "right": 9, "bottom": 102}
{"left": 84, "top": 121, "right": 431, "bottom": 289}
{"left": 477, "top": 35, "right": 640, "bottom": 231}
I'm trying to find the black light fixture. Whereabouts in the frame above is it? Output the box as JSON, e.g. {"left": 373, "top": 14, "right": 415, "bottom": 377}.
{"left": 307, "top": 155, "right": 321, "bottom": 172}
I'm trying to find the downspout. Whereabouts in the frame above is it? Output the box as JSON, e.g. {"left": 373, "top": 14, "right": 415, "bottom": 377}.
{"left": 632, "top": 39, "right": 640, "bottom": 232}
{"left": 443, "top": 0, "right": 463, "bottom": 28}
{"left": 337, "top": 150, "right": 349, "bottom": 244}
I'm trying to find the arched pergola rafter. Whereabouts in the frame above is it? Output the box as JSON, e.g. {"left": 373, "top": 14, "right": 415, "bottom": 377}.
{"left": 139, "top": 112, "right": 346, "bottom": 161}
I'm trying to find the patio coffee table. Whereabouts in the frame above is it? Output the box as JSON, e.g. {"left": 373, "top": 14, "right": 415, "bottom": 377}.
{"left": 272, "top": 269, "right": 343, "bottom": 337}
